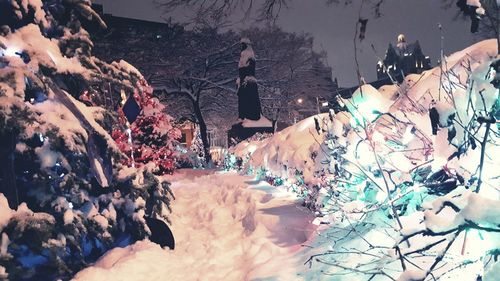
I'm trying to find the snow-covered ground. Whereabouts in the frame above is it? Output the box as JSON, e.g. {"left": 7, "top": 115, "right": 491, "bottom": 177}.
{"left": 53, "top": 38, "right": 500, "bottom": 281}
{"left": 74, "top": 170, "right": 318, "bottom": 281}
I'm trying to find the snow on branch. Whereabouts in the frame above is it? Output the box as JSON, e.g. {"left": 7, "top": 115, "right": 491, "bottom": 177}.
{"left": 227, "top": 39, "right": 500, "bottom": 280}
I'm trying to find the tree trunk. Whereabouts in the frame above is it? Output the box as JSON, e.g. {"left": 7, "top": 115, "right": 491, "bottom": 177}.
{"left": 192, "top": 101, "right": 212, "bottom": 164}
{"left": 0, "top": 132, "right": 19, "bottom": 209}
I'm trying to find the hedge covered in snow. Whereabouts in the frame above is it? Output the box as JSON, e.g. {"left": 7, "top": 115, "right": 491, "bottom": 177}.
{"left": 228, "top": 39, "right": 500, "bottom": 280}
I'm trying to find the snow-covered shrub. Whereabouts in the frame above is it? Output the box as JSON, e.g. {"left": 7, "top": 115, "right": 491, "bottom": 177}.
{"left": 190, "top": 130, "right": 206, "bottom": 165}
{"left": 222, "top": 152, "right": 244, "bottom": 171}
{"left": 175, "top": 145, "right": 203, "bottom": 169}
{"left": 0, "top": 1, "right": 174, "bottom": 279}
{"left": 231, "top": 39, "right": 500, "bottom": 279}
{"left": 112, "top": 79, "right": 181, "bottom": 175}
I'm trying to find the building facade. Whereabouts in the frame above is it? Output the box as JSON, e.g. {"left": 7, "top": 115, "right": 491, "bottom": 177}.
{"left": 376, "top": 34, "right": 431, "bottom": 81}
{"left": 329, "top": 34, "right": 432, "bottom": 102}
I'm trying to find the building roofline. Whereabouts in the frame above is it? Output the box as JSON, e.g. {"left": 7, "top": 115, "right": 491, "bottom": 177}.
{"left": 92, "top": 3, "right": 171, "bottom": 28}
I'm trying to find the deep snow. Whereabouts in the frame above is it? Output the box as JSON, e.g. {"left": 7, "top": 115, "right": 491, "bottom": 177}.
{"left": 227, "top": 39, "right": 500, "bottom": 280}
{"left": 72, "top": 39, "right": 500, "bottom": 281}
{"left": 74, "top": 170, "right": 317, "bottom": 281}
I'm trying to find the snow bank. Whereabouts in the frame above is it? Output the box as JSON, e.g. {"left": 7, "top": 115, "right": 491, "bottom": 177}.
{"left": 229, "top": 39, "right": 500, "bottom": 280}
{"left": 241, "top": 115, "right": 273, "bottom": 128}
{"left": 233, "top": 39, "right": 500, "bottom": 197}
{"left": 232, "top": 114, "right": 335, "bottom": 185}
{"left": 347, "top": 84, "right": 393, "bottom": 124}
{"left": 74, "top": 171, "right": 317, "bottom": 281}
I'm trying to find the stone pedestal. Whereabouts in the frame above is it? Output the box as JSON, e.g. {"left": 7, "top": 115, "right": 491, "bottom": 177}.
{"left": 227, "top": 122, "right": 274, "bottom": 146}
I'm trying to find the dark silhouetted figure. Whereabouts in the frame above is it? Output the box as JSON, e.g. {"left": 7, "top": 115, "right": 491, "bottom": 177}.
{"left": 145, "top": 217, "right": 175, "bottom": 249}
{"left": 429, "top": 106, "right": 440, "bottom": 136}
{"left": 237, "top": 38, "right": 262, "bottom": 121}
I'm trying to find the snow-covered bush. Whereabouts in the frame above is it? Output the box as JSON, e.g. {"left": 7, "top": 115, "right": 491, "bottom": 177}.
{"left": 230, "top": 39, "right": 500, "bottom": 280}
{"left": 0, "top": 1, "right": 174, "bottom": 279}
{"left": 188, "top": 130, "right": 207, "bottom": 167}
{"left": 175, "top": 146, "right": 203, "bottom": 169}
{"left": 112, "top": 79, "right": 181, "bottom": 175}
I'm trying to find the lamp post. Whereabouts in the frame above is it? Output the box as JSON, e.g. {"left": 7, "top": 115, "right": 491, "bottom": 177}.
{"left": 316, "top": 96, "right": 320, "bottom": 114}
{"left": 292, "top": 98, "right": 304, "bottom": 124}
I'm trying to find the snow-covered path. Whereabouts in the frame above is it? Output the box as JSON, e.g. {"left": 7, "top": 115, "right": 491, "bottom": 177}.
{"left": 74, "top": 170, "right": 317, "bottom": 281}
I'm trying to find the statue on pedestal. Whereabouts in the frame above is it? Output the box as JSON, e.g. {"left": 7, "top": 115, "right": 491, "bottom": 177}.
{"left": 228, "top": 38, "right": 273, "bottom": 144}
{"left": 237, "top": 38, "right": 262, "bottom": 121}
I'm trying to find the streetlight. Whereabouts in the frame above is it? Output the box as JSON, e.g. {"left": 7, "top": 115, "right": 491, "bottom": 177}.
{"left": 315, "top": 96, "right": 329, "bottom": 114}
{"left": 297, "top": 98, "right": 303, "bottom": 104}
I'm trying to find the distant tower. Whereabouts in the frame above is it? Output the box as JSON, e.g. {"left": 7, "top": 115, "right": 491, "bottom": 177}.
{"left": 397, "top": 34, "right": 406, "bottom": 43}
{"left": 396, "top": 34, "right": 407, "bottom": 54}
{"left": 376, "top": 34, "right": 431, "bottom": 81}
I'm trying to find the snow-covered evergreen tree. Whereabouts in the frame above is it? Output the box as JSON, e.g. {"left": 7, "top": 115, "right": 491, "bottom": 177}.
{"left": 112, "top": 79, "right": 181, "bottom": 175}
{"left": 190, "top": 129, "right": 206, "bottom": 164}
{"left": 0, "top": 1, "right": 175, "bottom": 279}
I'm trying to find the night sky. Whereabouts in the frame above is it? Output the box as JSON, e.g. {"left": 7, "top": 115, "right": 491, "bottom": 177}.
{"left": 93, "top": 0, "right": 479, "bottom": 86}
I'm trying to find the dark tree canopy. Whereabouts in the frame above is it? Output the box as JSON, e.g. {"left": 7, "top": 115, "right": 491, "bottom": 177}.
{"left": 90, "top": 19, "right": 335, "bottom": 162}
{"left": 156, "top": 0, "right": 364, "bottom": 24}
